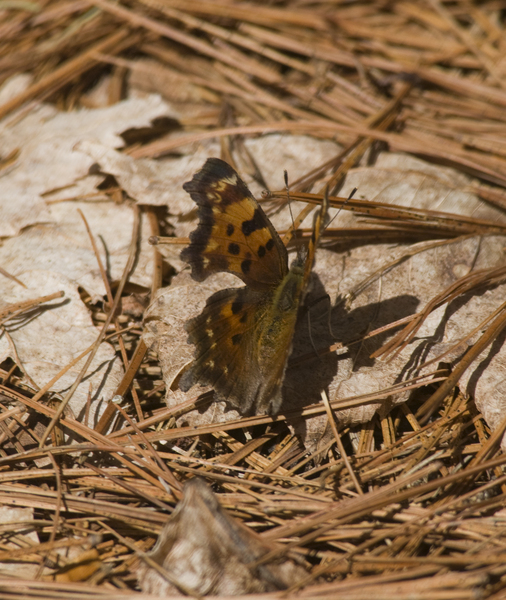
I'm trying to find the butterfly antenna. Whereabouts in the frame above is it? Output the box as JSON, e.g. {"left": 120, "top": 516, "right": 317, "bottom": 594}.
{"left": 327, "top": 187, "right": 357, "bottom": 228}
{"left": 284, "top": 170, "right": 296, "bottom": 232}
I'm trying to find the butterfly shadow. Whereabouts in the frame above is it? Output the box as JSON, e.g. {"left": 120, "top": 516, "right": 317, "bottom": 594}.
{"left": 281, "top": 272, "right": 419, "bottom": 439}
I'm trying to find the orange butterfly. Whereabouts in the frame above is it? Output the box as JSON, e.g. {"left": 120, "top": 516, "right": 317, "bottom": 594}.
{"left": 180, "top": 158, "right": 328, "bottom": 415}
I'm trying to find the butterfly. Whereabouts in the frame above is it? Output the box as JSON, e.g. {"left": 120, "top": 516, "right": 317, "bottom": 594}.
{"left": 179, "top": 158, "right": 328, "bottom": 415}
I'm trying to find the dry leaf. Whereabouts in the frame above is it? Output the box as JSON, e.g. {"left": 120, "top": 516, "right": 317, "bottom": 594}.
{"left": 0, "top": 272, "right": 122, "bottom": 426}
{"left": 0, "top": 92, "right": 178, "bottom": 419}
{"left": 136, "top": 478, "right": 309, "bottom": 596}
{"left": 0, "top": 86, "right": 173, "bottom": 238}
{"left": 326, "top": 154, "right": 506, "bottom": 429}
{"left": 76, "top": 138, "right": 220, "bottom": 212}
{"left": 0, "top": 199, "right": 153, "bottom": 298}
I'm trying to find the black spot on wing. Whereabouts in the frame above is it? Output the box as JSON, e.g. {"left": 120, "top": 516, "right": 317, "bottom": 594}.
{"left": 228, "top": 242, "right": 240, "bottom": 255}
{"left": 231, "top": 333, "right": 242, "bottom": 345}
{"left": 257, "top": 245, "right": 266, "bottom": 258}
{"left": 231, "top": 301, "right": 243, "bottom": 314}
{"left": 242, "top": 209, "right": 265, "bottom": 236}
{"left": 241, "top": 259, "right": 252, "bottom": 274}
{"left": 266, "top": 238, "right": 275, "bottom": 251}
{"left": 226, "top": 223, "right": 234, "bottom": 236}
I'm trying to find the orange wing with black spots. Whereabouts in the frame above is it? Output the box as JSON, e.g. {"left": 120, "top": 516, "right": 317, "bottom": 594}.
{"left": 180, "top": 158, "right": 328, "bottom": 415}
{"left": 181, "top": 158, "right": 288, "bottom": 291}
{"left": 179, "top": 286, "right": 278, "bottom": 414}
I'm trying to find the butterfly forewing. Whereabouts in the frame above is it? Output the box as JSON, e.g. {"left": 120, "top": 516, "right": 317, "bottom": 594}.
{"left": 181, "top": 158, "right": 288, "bottom": 291}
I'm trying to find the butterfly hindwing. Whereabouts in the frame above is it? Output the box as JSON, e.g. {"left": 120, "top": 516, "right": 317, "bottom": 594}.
{"left": 179, "top": 286, "right": 285, "bottom": 414}
{"left": 181, "top": 158, "right": 288, "bottom": 291}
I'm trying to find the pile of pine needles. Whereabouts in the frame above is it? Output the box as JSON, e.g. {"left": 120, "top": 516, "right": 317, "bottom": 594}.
{"left": 2, "top": 1, "right": 506, "bottom": 598}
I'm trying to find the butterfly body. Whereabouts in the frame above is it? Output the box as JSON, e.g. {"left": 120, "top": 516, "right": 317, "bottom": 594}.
{"left": 257, "top": 260, "right": 305, "bottom": 359}
{"left": 179, "top": 158, "right": 327, "bottom": 415}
